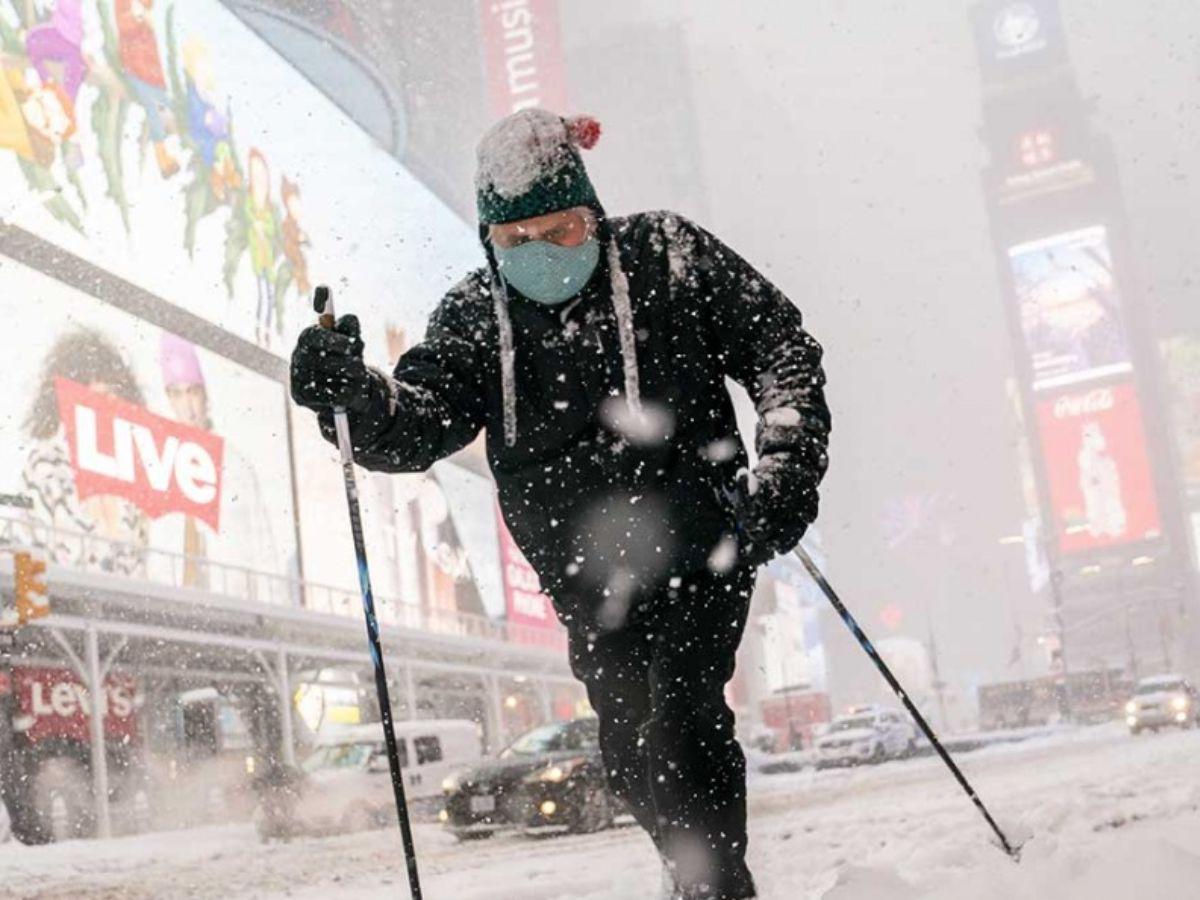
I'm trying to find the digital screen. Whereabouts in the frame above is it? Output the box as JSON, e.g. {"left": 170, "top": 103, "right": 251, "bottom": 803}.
{"left": 1009, "top": 226, "right": 1133, "bottom": 391}
{"left": 1036, "top": 382, "right": 1162, "bottom": 554}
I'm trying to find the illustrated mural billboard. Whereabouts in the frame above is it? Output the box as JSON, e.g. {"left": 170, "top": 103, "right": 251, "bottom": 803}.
{"left": 1035, "top": 382, "right": 1162, "bottom": 554}
{"left": 0, "top": 0, "right": 479, "bottom": 359}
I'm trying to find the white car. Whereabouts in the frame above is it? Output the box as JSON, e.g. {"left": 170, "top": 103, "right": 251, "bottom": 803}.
{"left": 276, "top": 720, "right": 482, "bottom": 837}
{"left": 815, "top": 708, "right": 916, "bottom": 768}
{"left": 1125, "top": 675, "right": 1200, "bottom": 734}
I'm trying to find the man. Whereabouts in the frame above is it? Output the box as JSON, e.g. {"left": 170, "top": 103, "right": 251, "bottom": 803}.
{"left": 291, "top": 109, "right": 829, "bottom": 900}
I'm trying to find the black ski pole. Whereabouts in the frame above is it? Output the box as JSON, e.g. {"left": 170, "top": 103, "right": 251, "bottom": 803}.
{"left": 793, "top": 545, "right": 1021, "bottom": 861}
{"left": 314, "top": 286, "right": 424, "bottom": 899}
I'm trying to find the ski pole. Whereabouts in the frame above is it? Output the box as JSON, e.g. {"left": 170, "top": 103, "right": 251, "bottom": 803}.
{"left": 314, "top": 286, "right": 424, "bottom": 898}
{"left": 793, "top": 545, "right": 1021, "bottom": 861}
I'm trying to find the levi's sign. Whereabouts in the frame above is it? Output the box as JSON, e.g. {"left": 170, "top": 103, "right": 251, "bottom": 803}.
{"left": 54, "top": 377, "right": 224, "bottom": 530}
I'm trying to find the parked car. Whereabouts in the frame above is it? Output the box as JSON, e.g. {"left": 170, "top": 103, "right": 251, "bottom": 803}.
{"left": 261, "top": 719, "right": 480, "bottom": 840}
{"left": 440, "top": 717, "right": 617, "bottom": 839}
{"left": 815, "top": 707, "right": 916, "bottom": 768}
{"left": 1125, "top": 675, "right": 1200, "bottom": 734}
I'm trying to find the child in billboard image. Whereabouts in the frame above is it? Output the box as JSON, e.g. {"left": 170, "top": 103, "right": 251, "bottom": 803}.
{"left": 159, "top": 334, "right": 211, "bottom": 588}
{"left": 24, "top": 0, "right": 88, "bottom": 105}
{"left": 156, "top": 332, "right": 291, "bottom": 599}
{"left": 1077, "top": 420, "right": 1128, "bottom": 539}
{"left": 3, "top": 329, "right": 148, "bottom": 575}
{"left": 244, "top": 148, "right": 278, "bottom": 346}
{"left": 115, "top": 0, "right": 178, "bottom": 178}
{"left": 181, "top": 36, "right": 239, "bottom": 204}
{"left": 0, "top": 65, "right": 76, "bottom": 167}
{"left": 280, "top": 176, "right": 311, "bottom": 298}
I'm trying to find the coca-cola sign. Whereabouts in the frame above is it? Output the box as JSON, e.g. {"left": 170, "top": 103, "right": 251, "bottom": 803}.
{"left": 55, "top": 377, "right": 224, "bottom": 530}
{"left": 1052, "top": 388, "right": 1115, "bottom": 419}
{"left": 1036, "top": 382, "right": 1161, "bottom": 554}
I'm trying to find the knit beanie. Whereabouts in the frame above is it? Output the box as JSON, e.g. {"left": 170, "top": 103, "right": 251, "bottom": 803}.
{"left": 475, "top": 109, "right": 601, "bottom": 225}
{"left": 475, "top": 110, "right": 641, "bottom": 446}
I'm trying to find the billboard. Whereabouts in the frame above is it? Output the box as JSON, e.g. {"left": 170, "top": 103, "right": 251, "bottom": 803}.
{"left": 1035, "top": 382, "right": 1162, "bottom": 554}
{"left": 0, "top": 259, "right": 297, "bottom": 585}
{"left": 12, "top": 666, "right": 139, "bottom": 744}
{"left": 972, "top": 0, "right": 1068, "bottom": 80}
{"left": 496, "top": 507, "right": 564, "bottom": 649}
{"left": 1162, "top": 336, "right": 1200, "bottom": 495}
{"left": 479, "top": 0, "right": 568, "bottom": 119}
{"left": 1009, "top": 226, "right": 1132, "bottom": 390}
{"left": 54, "top": 377, "right": 224, "bottom": 531}
{"left": 0, "top": 0, "right": 478, "bottom": 359}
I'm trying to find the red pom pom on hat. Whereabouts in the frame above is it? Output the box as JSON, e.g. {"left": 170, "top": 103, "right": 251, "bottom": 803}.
{"left": 566, "top": 115, "right": 601, "bottom": 150}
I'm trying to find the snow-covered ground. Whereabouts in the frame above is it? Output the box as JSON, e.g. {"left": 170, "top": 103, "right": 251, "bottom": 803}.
{"left": 1, "top": 723, "right": 1197, "bottom": 899}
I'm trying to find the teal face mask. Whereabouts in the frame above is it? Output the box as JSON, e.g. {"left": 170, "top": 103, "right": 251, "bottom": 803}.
{"left": 494, "top": 237, "right": 601, "bottom": 305}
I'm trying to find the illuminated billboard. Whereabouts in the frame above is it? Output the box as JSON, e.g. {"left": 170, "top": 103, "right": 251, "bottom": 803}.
{"left": 972, "top": 0, "right": 1068, "bottom": 78}
{"left": 0, "top": 0, "right": 478, "bottom": 358}
{"left": 0, "top": 259, "right": 298, "bottom": 586}
{"left": 1162, "top": 337, "right": 1200, "bottom": 495}
{"left": 1035, "top": 382, "right": 1162, "bottom": 554}
{"left": 496, "top": 507, "right": 566, "bottom": 650}
{"left": 479, "top": 0, "right": 568, "bottom": 119}
{"left": 1009, "top": 226, "right": 1133, "bottom": 391}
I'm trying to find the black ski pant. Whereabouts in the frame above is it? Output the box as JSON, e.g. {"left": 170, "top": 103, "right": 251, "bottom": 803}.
{"left": 564, "top": 564, "right": 757, "bottom": 900}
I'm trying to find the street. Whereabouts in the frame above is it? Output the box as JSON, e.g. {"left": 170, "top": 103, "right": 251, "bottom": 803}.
{"left": 1, "top": 723, "right": 1197, "bottom": 899}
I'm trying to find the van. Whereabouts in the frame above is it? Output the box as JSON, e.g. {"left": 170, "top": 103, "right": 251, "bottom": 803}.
{"left": 282, "top": 719, "right": 482, "bottom": 836}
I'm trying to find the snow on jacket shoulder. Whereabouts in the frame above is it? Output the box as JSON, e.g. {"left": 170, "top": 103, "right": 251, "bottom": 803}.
{"left": 317, "top": 211, "right": 829, "bottom": 605}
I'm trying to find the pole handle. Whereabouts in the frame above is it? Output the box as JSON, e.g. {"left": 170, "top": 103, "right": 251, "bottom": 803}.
{"left": 313, "top": 284, "right": 335, "bottom": 330}
{"left": 311, "top": 285, "right": 354, "bottom": 464}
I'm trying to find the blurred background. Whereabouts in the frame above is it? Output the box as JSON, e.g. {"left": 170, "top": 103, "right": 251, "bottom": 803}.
{"left": 0, "top": 0, "right": 1197, "bottom": 847}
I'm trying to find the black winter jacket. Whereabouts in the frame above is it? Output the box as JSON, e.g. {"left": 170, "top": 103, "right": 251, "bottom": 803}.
{"left": 318, "top": 212, "right": 829, "bottom": 623}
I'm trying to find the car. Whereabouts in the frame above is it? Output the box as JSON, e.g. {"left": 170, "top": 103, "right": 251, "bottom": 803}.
{"left": 814, "top": 707, "right": 916, "bottom": 768}
{"left": 1124, "top": 675, "right": 1200, "bottom": 734}
{"left": 440, "top": 717, "right": 617, "bottom": 839}
{"left": 261, "top": 719, "right": 480, "bottom": 840}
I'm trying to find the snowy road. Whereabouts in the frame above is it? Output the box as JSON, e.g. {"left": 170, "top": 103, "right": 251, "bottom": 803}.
{"left": 2, "top": 723, "right": 1198, "bottom": 899}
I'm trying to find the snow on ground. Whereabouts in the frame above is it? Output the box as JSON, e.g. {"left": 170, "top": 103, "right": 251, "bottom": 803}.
{"left": 1, "top": 723, "right": 1197, "bottom": 899}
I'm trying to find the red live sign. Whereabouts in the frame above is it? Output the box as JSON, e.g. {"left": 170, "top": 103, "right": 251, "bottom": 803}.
{"left": 55, "top": 377, "right": 224, "bottom": 530}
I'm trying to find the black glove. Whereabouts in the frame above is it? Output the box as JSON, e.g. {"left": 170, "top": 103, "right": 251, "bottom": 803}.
{"left": 289, "top": 314, "right": 374, "bottom": 413}
{"left": 731, "top": 454, "right": 818, "bottom": 566}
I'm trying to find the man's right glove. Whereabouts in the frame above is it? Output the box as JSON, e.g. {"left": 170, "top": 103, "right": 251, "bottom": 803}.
{"left": 730, "top": 454, "right": 819, "bottom": 567}
{"left": 289, "top": 314, "right": 374, "bottom": 413}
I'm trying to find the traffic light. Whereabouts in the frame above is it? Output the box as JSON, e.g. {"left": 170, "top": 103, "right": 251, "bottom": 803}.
{"left": 14, "top": 551, "right": 49, "bottom": 624}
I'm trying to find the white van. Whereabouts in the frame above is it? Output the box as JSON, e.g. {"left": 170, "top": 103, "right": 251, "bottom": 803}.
{"left": 289, "top": 719, "right": 482, "bottom": 834}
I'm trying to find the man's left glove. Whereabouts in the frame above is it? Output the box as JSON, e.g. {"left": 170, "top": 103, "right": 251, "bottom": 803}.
{"left": 731, "top": 453, "right": 819, "bottom": 567}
